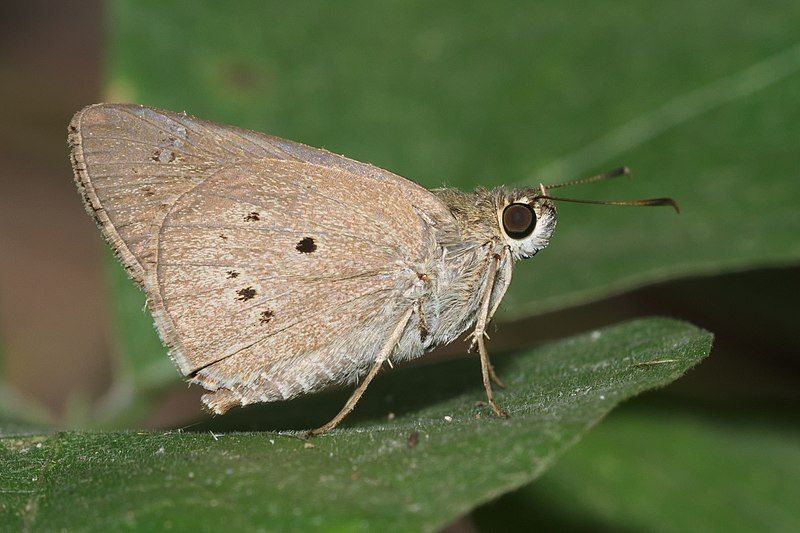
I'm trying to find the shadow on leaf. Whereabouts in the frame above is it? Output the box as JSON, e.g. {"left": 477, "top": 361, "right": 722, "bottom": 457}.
{"left": 192, "top": 352, "right": 515, "bottom": 433}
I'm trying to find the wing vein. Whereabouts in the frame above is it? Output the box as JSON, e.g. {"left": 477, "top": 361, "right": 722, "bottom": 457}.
{"left": 79, "top": 136, "right": 217, "bottom": 161}
{"left": 117, "top": 107, "right": 222, "bottom": 161}
{"left": 162, "top": 268, "right": 391, "bottom": 300}
{"left": 200, "top": 186, "right": 407, "bottom": 253}
{"left": 175, "top": 116, "right": 249, "bottom": 159}
{"left": 190, "top": 287, "right": 399, "bottom": 375}
{"left": 165, "top": 220, "right": 400, "bottom": 253}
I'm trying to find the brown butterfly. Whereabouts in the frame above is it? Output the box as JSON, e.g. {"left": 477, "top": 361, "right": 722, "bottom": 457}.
{"left": 69, "top": 104, "right": 676, "bottom": 435}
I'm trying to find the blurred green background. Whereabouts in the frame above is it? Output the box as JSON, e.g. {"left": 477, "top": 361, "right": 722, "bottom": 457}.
{"left": 1, "top": 0, "right": 798, "bottom": 531}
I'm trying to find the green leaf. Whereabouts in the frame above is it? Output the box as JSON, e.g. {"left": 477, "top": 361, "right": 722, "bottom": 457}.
{"left": 98, "top": 0, "right": 800, "bottom": 402}
{"left": 474, "top": 402, "right": 800, "bottom": 532}
{"left": 107, "top": 0, "right": 800, "bottom": 321}
{"left": 1, "top": 318, "right": 712, "bottom": 531}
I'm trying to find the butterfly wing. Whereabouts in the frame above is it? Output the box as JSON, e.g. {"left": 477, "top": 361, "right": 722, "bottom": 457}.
{"left": 69, "top": 104, "right": 455, "bottom": 412}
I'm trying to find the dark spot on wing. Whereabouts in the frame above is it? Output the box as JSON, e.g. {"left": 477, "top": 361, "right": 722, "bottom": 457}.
{"left": 219, "top": 233, "right": 228, "bottom": 240}
{"left": 226, "top": 270, "right": 239, "bottom": 279}
{"left": 245, "top": 212, "right": 260, "bottom": 222}
{"left": 296, "top": 237, "right": 316, "bottom": 253}
{"left": 236, "top": 286, "right": 256, "bottom": 301}
{"left": 259, "top": 310, "right": 274, "bottom": 324}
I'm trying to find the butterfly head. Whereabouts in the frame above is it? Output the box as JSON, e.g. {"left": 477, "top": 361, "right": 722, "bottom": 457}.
{"left": 497, "top": 185, "right": 557, "bottom": 260}
{"left": 498, "top": 166, "right": 679, "bottom": 261}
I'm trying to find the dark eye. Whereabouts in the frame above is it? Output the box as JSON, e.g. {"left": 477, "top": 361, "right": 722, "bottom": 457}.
{"left": 502, "top": 203, "right": 536, "bottom": 239}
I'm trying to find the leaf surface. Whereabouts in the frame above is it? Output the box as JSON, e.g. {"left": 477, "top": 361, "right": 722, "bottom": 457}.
{"left": 1, "top": 318, "right": 712, "bottom": 531}
{"left": 475, "top": 403, "right": 800, "bottom": 532}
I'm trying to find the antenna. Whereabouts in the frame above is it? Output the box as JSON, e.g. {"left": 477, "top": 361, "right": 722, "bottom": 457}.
{"left": 535, "top": 195, "right": 679, "bottom": 213}
{"left": 535, "top": 167, "right": 679, "bottom": 213}
{"left": 544, "top": 166, "right": 631, "bottom": 190}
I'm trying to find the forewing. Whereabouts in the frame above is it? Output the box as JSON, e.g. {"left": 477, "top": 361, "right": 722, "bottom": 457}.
{"left": 157, "top": 160, "right": 424, "bottom": 377}
{"left": 69, "top": 103, "right": 449, "bottom": 282}
{"left": 69, "top": 104, "right": 455, "bottom": 407}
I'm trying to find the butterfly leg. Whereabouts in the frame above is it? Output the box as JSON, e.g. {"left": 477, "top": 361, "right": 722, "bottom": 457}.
{"left": 484, "top": 252, "right": 512, "bottom": 389}
{"left": 471, "top": 251, "right": 509, "bottom": 419}
{"left": 308, "top": 307, "right": 415, "bottom": 437}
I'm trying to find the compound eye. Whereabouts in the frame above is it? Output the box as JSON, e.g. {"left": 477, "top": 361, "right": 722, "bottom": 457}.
{"left": 502, "top": 203, "right": 536, "bottom": 239}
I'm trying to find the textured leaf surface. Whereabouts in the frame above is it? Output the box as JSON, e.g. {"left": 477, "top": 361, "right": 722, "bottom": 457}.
{"left": 474, "top": 402, "right": 800, "bottom": 532}
{"left": 0, "top": 319, "right": 711, "bottom": 531}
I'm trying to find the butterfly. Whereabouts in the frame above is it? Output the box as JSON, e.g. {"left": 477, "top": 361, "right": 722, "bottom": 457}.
{"left": 69, "top": 104, "right": 676, "bottom": 435}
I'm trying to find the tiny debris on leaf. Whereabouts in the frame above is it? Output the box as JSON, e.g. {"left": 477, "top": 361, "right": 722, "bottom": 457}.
{"left": 304, "top": 442, "right": 315, "bottom": 449}
{"left": 444, "top": 415, "right": 453, "bottom": 422}
{"left": 387, "top": 412, "right": 396, "bottom": 421}
{"left": 407, "top": 431, "right": 420, "bottom": 449}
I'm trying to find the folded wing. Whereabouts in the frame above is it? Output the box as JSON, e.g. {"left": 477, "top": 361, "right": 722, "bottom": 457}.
{"left": 69, "top": 104, "right": 455, "bottom": 411}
